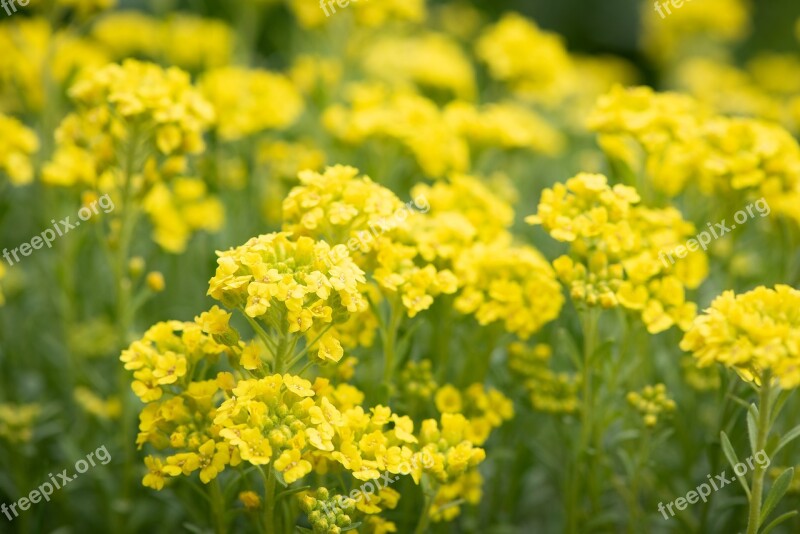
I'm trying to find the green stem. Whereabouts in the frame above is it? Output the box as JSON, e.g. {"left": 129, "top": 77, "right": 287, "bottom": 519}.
{"left": 381, "top": 297, "right": 402, "bottom": 401}
{"left": 262, "top": 466, "right": 277, "bottom": 534}
{"left": 210, "top": 479, "right": 227, "bottom": 534}
{"left": 746, "top": 373, "right": 774, "bottom": 534}
{"left": 567, "top": 307, "right": 600, "bottom": 534}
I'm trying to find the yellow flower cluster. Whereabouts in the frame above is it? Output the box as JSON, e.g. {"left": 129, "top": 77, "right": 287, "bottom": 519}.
{"left": 588, "top": 85, "right": 800, "bottom": 218}
{"left": 282, "top": 165, "right": 458, "bottom": 318}
{"left": 200, "top": 67, "right": 304, "bottom": 141}
{"left": 434, "top": 383, "right": 514, "bottom": 445}
{"left": 454, "top": 242, "right": 564, "bottom": 339}
{"left": 681, "top": 285, "right": 800, "bottom": 389}
{"left": 143, "top": 178, "right": 224, "bottom": 253}
{"left": 215, "top": 374, "right": 326, "bottom": 483}
{"left": 399, "top": 360, "right": 438, "bottom": 400}
{"left": 0, "top": 403, "right": 40, "bottom": 444}
{"left": 92, "top": 12, "right": 234, "bottom": 71}
{"left": 641, "top": 0, "right": 751, "bottom": 64}
{"left": 410, "top": 174, "right": 514, "bottom": 265}
{"left": 475, "top": 13, "right": 572, "bottom": 103}
{"left": 208, "top": 232, "right": 366, "bottom": 363}
{"left": 40, "top": 60, "right": 223, "bottom": 252}
{"left": 289, "top": 0, "right": 426, "bottom": 29}
{"left": 507, "top": 342, "right": 581, "bottom": 414}
{"left": 323, "top": 85, "right": 469, "bottom": 178}
{"left": 323, "top": 85, "right": 562, "bottom": 178}
{"left": 120, "top": 320, "right": 231, "bottom": 402}
{"left": 626, "top": 383, "right": 676, "bottom": 427}
{"left": 359, "top": 33, "right": 476, "bottom": 100}
{"left": 0, "top": 19, "right": 110, "bottom": 113}
{"left": 528, "top": 172, "right": 707, "bottom": 333}
{"left": 139, "top": 379, "right": 240, "bottom": 489}
{"left": 0, "top": 114, "right": 39, "bottom": 186}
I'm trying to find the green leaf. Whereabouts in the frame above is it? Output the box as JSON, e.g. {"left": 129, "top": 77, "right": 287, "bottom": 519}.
{"left": 760, "top": 468, "right": 794, "bottom": 526}
{"left": 747, "top": 404, "right": 759, "bottom": 454}
{"left": 773, "top": 424, "right": 800, "bottom": 456}
{"left": 760, "top": 510, "right": 798, "bottom": 534}
{"left": 720, "top": 431, "right": 751, "bottom": 499}
{"left": 341, "top": 522, "right": 362, "bottom": 532}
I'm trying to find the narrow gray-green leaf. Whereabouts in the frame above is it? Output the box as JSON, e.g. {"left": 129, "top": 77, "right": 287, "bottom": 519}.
{"left": 760, "top": 510, "right": 798, "bottom": 534}
{"left": 760, "top": 467, "right": 794, "bottom": 526}
{"left": 747, "top": 404, "right": 759, "bottom": 454}
{"left": 773, "top": 424, "right": 800, "bottom": 457}
{"left": 720, "top": 431, "right": 751, "bottom": 498}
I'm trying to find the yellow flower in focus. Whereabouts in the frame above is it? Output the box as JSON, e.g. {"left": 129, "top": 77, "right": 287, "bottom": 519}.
{"left": 454, "top": 242, "right": 563, "bottom": 339}
{"left": 681, "top": 285, "right": 800, "bottom": 389}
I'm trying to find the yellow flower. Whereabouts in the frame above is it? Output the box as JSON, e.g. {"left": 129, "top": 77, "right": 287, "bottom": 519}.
{"left": 208, "top": 232, "right": 366, "bottom": 349}
{"left": 239, "top": 491, "right": 262, "bottom": 510}
{"left": 0, "top": 114, "right": 39, "bottom": 186}
{"left": 274, "top": 449, "right": 313, "bottom": 484}
{"left": 454, "top": 242, "right": 563, "bottom": 339}
{"left": 200, "top": 67, "right": 303, "bottom": 141}
{"left": 434, "top": 385, "right": 463, "bottom": 414}
{"left": 681, "top": 285, "right": 800, "bottom": 388}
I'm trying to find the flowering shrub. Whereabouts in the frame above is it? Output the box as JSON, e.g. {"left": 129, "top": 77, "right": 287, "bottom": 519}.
{"left": 3, "top": 1, "right": 800, "bottom": 533}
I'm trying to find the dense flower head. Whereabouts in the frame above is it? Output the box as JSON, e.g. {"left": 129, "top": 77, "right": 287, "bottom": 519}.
{"left": 120, "top": 320, "right": 231, "bottom": 402}
{"left": 680, "top": 285, "right": 800, "bottom": 389}
{"left": 475, "top": 12, "right": 572, "bottom": 103}
{"left": 208, "top": 232, "right": 367, "bottom": 361}
{"left": 143, "top": 178, "right": 224, "bottom": 253}
{"left": 214, "top": 374, "right": 328, "bottom": 483}
{"left": 323, "top": 85, "right": 469, "bottom": 178}
{"left": 589, "top": 85, "right": 800, "bottom": 212}
{"left": 0, "top": 114, "right": 39, "bottom": 186}
{"left": 408, "top": 174, "right": 514, "bottom": 269}
{"left": 139, "top": 379, "right": 242, "bottom": 489}
{"left": 454, "top": 242, "right": 564, "bottom": 339}
{"left": 444, "top": 101, "right": 564, "bottom": 156}
{"left": 528, "top": 173, "right": 707, "bottom": 333}
{"left": 200, "top": 67, "right": 304, "bottom": 141}
{"left": 67, "top": 59, "right": 215, "bottom": 155}
{"left": 430, "top": 470, "right": 482, "bottom": 523}
{"left": 283, "top": 165, "right": 458, "bottom": 318}
{"left": 626, "top": 383, "right": 676, "bottom": 427}
{"left": 0, "top": 19, "right": 110, "bottom": 113}
{"left": 91, "top": 12, "right": 234, "bottom": 71}
{"left": 508, "top": 342, "right": 581, "bottom": 414}
{"left": 399, "top": 360, "right": 438, "bottom": 400}
{"left": 359, "top": 33, "right": 476, "bottom": 100}
{"left": 641, "top": 0, "right": 751, "bottom": 64}
{"left": 434, "top": 383, "right": 514, "bottom": 445}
